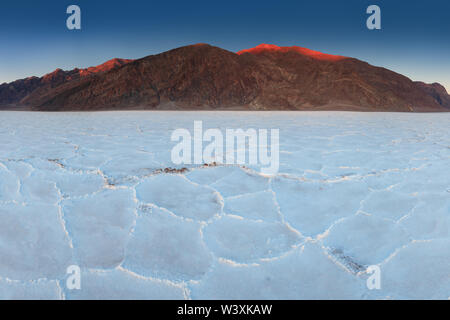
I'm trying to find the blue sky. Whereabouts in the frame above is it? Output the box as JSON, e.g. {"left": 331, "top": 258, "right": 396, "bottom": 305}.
{"left": 1, "top": 0, "right": 449, "bottom": 91}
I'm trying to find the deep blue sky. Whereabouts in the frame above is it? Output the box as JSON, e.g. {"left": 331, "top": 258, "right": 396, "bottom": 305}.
{"left": 1, "top": 0, "right": 449, "bottom": 91}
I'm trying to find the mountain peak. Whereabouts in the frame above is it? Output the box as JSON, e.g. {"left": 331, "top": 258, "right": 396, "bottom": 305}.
{"left": 40, "top": 58, "right": 133, "bottom": 79}
{"left": 237, "top": 44, "right": 347, "bottom": 61}
{"left": 42, "top": 68, "right": 65, "bottom": 81}
{"left": 80, "top": 58, "right": 133, "bottom": 75}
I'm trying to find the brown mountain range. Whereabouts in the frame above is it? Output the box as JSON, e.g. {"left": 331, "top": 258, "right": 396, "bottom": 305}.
{"left": 0, "top": 44, "right": 449, "bottom": 111}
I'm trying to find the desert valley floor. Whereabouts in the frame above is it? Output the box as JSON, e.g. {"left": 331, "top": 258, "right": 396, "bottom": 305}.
{"left": 0, "top": 111, "right": 449, "bottom": 299}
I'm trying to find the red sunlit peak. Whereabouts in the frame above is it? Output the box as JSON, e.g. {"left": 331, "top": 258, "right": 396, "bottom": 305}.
{"left": 78, "top": 58, "right": 134, "bottom": 76}
{"left": 237, "top": 44, "right": 347, "bottom": 61}
{"left": 42, "top": 68, "right": 64, "bottom": 80}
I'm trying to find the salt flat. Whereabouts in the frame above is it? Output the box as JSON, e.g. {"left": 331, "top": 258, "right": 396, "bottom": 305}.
{"left": 0, "top": 111, "right": 449, "bottom": 299}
